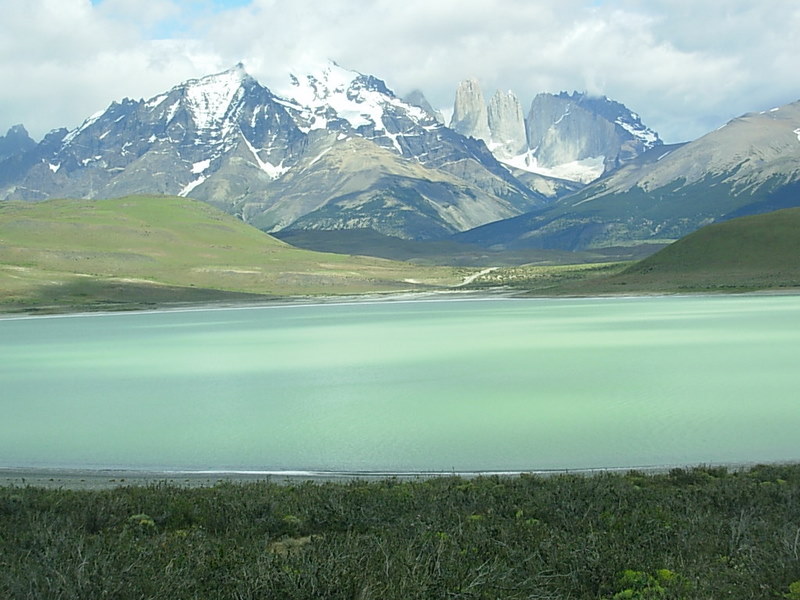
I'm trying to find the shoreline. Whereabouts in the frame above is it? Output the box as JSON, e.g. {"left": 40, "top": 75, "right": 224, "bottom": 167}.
{"left": 3, "top": 285, "right": 799, "bottom": 320}
{"left": 0, "top": 461, "right": 782, "bottom": 490}
{"left": 0, "top": 287, "right": 523, "bottom": 320}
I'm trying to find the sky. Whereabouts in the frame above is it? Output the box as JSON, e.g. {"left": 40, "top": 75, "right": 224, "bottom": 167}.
{"left": 1, "top": 0, "right": 798, "bottom": 144}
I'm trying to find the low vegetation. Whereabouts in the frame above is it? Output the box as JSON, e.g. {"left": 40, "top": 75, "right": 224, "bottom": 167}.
{"left": 464, "top": 208, "right": 800, "bottom": 295}
{"left": 462, "top": 261, "right": 630, "bottom": 292}
{"left": 0, "top": 196, "right": 467, "bottom": 312}
{"left": 556, "top": 208, "right": 800, "bottom": 295}
{"left": 2, "top": 198, "right": 799, "bottom": 312}
{"left": 1, "top": 464, "right": 799, "bottom": 599}
{"left": 272, "top": 228, "right": 639, "bottom": 267}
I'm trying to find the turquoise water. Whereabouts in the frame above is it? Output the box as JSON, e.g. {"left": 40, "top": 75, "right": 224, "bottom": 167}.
{"left": 1, "top": 295, "right": 799, "bottom": 472}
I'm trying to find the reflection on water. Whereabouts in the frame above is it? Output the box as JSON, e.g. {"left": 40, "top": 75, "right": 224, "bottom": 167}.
{"left": 1, "top": 295, "right": 799, "bottom": 472}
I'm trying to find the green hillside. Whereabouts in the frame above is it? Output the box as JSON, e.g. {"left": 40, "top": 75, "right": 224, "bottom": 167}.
{"left": 558, "top": 208, "right": 800, "bottom": 294}
{"left": 0, "top": 196, "right": 465, "bottom": 312}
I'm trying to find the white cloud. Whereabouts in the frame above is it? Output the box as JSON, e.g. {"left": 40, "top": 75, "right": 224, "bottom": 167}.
{"left": 2, "top": 0, "right": 798, "bottom": 143}
{"left": 0, "top": 0, "right": 221, "bottom": 138}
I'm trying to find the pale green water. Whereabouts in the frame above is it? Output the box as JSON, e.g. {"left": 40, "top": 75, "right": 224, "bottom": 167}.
{"left": 1, "top": 295, "right": 799, "bottom": 473}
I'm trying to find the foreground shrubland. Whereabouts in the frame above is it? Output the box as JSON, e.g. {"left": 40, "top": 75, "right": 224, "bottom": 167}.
{"left": 1, "top": 464, "right": 799, "bottom": 599}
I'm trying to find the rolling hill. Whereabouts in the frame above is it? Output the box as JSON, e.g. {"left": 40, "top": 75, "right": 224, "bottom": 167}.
{"left": 553, "top": 208, "right": 800, "bottom": 294}
{"left": 0, "top": 196, "right": 465, "bottom": 312}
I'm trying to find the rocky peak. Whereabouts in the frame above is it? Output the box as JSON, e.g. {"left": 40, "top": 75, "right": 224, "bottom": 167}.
{"left": 285, "top": 61, "right": 393, "bottom": 132}
{"left": 450, "top": 78, "right": 490, "bottom": 142}
{"left": 444, "top": 78, "right": 663, "bottom": 184}
{"left": 281, "top": 61, "right": 439, "bottom": 158}
{"left": 0, "top": 124, "right": 36, "bottom": 161}
{"left": 0, "top": 63, "right": 543, "bottom": 238}
{"left": 526, "top": 91, "right": 662, "bottom": 179}
{"left": 487, "top": 90, "right": 527, "bottom": 158}
{"left": 178, "top": 64, "right": 253, "bottom": 131}
{"left": 402, "top": 90, "right": 444, "bottom": 124}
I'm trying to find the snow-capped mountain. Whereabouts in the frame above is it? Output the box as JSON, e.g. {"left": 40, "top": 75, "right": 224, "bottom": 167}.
{"left": 448, "top": 82, "right": 662, "bottom": 185}
{"left": 0, "top": 63, "right": 544, "bottom": 240}
{"left": 522, "top": 91, "right": 661, "bottom": 179}
{"left": 3, "top": 64, "right": 796, "bottom": 256}
{"left": 402, "top": 90, "right": 445, "bottom": 124}
{"left": 0, "top": 64, "right": 305, "bottom": 206}
{"left": 456, "top": 99, "right": 800, "bottom": 251}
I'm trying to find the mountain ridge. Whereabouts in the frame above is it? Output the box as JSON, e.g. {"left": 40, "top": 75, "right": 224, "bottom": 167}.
{"left": 7, "top": 63, "right": 793, "bottom": 259}
{"left": 446, "top": 80, "right": 662, "bottom": 184}
{"left": 454, "top": 98, "right": 800, "bottom": 252}
{"left": 0, "top": 63, "right": 550, "bottom": 241}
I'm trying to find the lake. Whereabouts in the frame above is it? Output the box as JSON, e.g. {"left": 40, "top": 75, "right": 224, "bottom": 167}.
{"left": 1, "top": 294, "right": 799, "bottom": 474}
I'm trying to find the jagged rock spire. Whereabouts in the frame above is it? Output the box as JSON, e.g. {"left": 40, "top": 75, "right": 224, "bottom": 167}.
{"left": 488, "top": 90, "right": 527, "bottom": 158}
{"left": 450, "top": 78, "right": 490, "bottom": 142}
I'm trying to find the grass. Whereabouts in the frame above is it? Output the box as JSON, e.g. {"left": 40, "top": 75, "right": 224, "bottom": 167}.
{"left": 3, "top": 198, "right": 798, "bottom": 312}
{"left": 581, "top": 207, "right": 800, "bottom": 294}
{"left": 1, "top": 464, "right": 799, "bottom": 599}
{"left": 460, "top": 261, "right": 631, "bottom": 293}
{"left": 0, "top": 196, "right": 469, "bottom": 312}
{"left": 460, "top": 208, "right": 800, "bottom": 296}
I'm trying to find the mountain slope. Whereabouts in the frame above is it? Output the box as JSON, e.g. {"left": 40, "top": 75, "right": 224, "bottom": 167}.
{"left": 457, "top": 98, "right": 800, "bottom": 251}
{"left": 0, "top": 195, "right": 464, "bottom": 310}
{"left": 0, "top": 65, "right": 304, "bottom": 204}
{"left": 563, "top": 207, "right": 800, "bottom": 294}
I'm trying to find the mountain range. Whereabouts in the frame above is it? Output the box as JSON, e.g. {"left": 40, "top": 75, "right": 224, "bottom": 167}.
{"left": 459, "top": 101, "right": 800, "bottom": 251}
{"left": 450, "top": 81, "right": 662, "bottom": 184}
{"left": 1, "top": 62, "right": 798, "bottom": 258}
{"left": 0, "top": 63, "right": 544, "bottom": 241}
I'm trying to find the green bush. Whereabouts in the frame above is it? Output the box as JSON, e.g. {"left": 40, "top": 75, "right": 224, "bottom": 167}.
{"left": 1, "top": 465, "right": 799, "bottom": 599}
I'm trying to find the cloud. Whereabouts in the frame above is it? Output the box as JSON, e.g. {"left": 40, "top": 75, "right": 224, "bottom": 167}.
{"left": 0, "top": 0, "right": 222, "bottom": 138}
{"left": 2, "top": 0, "right": 798, "bottom": 143}
{"left": 184, "top": 0, "right": 800, "bottom": 142}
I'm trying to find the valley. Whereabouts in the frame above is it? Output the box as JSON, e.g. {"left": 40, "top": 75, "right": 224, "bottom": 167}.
{"left": 1, "top": 62, "right": 798, "bottom": 290}
{"left": 3, "top": 5, "right": 800, "bottom": 600}
{"left": 2, "top": 194, "right": 799, "bottom": 314}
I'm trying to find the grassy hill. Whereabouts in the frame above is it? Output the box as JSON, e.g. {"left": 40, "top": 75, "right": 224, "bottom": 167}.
{"left": 0, "top": 196, "right": 466, "bottom": 312}
{"left": 553, "top": 207, "right": 800, "bottom": 294}
{"left": 458, "top": 208, "right": 800, "bottom": 295}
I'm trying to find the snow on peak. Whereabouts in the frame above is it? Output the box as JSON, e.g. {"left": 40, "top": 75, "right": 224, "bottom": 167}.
{"left": 61, "top": 108, "right": 106, "bottom": 145}
{"left": 286, "top": 61, "right": 375, "bottom": 129}
{"left": 181, "top": 65, "right": 250, "bottom": 131}
{"left": 283, "top": 60, "right": 430, "bottom": 142}
{"left": 292, "top": 61, "right": 359, "bottom": 98}
{"left": 615, "top": 117, "right": 660, "bottom": 148}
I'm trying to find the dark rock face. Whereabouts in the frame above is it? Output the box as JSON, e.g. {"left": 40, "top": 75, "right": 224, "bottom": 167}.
{"left": 0, "top": 125, "right": 36, "bottom": 161}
